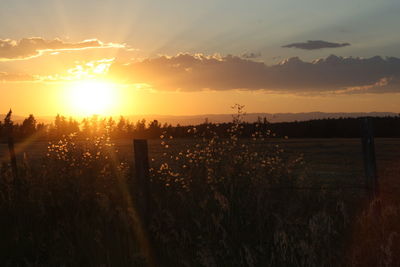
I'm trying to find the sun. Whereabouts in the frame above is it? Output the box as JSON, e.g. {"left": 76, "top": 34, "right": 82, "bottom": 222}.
{"left": 67, "top": 80, "right": 117, "bottom": 116}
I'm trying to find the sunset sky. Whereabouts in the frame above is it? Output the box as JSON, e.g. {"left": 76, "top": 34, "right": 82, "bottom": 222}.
{"left": 1, "top": 0, "right": 400, "bottom": 117}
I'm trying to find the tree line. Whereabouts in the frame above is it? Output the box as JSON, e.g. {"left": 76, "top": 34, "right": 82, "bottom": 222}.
{"left": 1, "top": 110, "right": 399, "bottom": 142}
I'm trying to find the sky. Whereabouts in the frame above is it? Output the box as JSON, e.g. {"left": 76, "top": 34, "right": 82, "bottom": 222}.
{"left": 1, "top": 0, "right": 400, "bottom": 117}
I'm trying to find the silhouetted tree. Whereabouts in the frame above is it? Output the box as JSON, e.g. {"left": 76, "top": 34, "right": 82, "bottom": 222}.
{"left": 81, "top": 118, "right": 91, "bottom": 138}
{"left": 116, "top": 116, "right": 126, "bottom": 137}
{"left": 1, "top": 110, "right": 14, "bottom": 141}
{"left": 20, "top": 114, "right": 36, "bottom": 137}
{"left": 90, "top": 115, "right": 99, "bottom": 136}
{"left": 107, "top": 117, "right": 116, "bottom": 137}
{"left": 1, "top": 112, "right": 400, "bottom": 142}
{"left": 148, "top": 119, "right": 162, "bottom": 138}
{"left": 68, "top": 117, "right": 80, "bottom": 134}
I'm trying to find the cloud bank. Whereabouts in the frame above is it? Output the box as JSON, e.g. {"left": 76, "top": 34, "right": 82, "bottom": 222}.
{"left": 0, "top": 38, "right": 124, "bottom": 60}
{"left": 108, "top": 54, "right": 400, "bottom": 94}
{"left": 282, "top": 40, "right": 350, "bottom": 50}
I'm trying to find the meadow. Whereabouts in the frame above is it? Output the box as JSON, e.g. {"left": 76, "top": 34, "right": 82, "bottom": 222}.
{"left": 1, "top": 126, "right": 400, "bottom": 266}
{"left": 1, "top": 137, "right": 399, "bottom": 185}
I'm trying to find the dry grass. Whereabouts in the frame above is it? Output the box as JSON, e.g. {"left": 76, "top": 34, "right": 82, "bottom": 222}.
{"left": 0, "top": 110, "right": 399, "bottom": 266}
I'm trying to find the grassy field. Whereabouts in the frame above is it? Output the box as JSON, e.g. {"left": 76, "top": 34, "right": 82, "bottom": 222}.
{"left": 2, "top": 137, "right": 399, "bottom": 183}
{"left": 1, "top": 137, "right": 399, "bottom": 199}
{"left": 2, "top": 137, "right": 399, "bottom": 210}
{"left": 1, "top": 137, "right": 400, "bottom": 266}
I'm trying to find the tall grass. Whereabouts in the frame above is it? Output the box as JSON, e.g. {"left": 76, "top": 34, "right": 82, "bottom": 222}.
{"left": 0, "top": 134, "right": 146, "bottom": 266}
{"left": 148, "top": 105, "right": 349, "bottom": 266}
{"left": 0, "top": 107, "right": 399, "bottom": 266}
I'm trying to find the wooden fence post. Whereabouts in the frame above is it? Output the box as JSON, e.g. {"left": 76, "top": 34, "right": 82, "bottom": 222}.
{"left": 361, "top": 117, "right": 378, "bottom": 198}
{"left": 133, "top": 139, "right": 159, "bottom": 267}
{"left": 133, "top": 139, "right": 150, "bottom": 225}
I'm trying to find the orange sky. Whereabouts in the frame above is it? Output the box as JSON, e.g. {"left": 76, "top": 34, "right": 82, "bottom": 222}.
{"left": 1, "top": 43, "right": 400, "bottom": 117}
{"left": 1, "top": 45, "right": 399, "bottom": 117}
{"left": 1, "top": 0, "right": 400, "bottom": 117}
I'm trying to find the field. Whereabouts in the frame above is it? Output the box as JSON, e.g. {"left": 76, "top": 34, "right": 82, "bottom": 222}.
{"left": 1, "top": 137, "right": 400, "bottom": 266}
{"left": 2, "top": 137, "right": 399, "bottom": 205}
{"left": 2, "top": 137, "right": 399, "bottom": 183}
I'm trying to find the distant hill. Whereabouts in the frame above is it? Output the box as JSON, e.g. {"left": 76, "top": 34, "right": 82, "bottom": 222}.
{"left": 1, "top": 112, "right": 398, "bottom": 125}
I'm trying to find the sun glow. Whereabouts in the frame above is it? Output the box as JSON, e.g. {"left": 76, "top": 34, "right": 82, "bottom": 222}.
{"left": 67, "top": 80, "right": 118, "bottom": 116}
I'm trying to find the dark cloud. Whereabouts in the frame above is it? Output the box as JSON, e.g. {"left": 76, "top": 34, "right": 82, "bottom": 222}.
{"left": 241, "top": 52, "right": 261, "bottom": 59}
{"left": 0, "top": 72, "right": 35, "bottom": 82}
{"left": 108, "top": 53, "right": 400, "bottom": 94}
{"left": 282, "top": 40, "right": 350, "bottom": 50}
{"left": 0, "top": 37, "right": 123, "bottom": 60}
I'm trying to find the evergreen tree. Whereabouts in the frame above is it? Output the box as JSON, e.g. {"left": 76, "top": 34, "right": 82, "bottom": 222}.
{"left": 148, "top": 120, "right": 161, "bottom": 138}
{"left": 20, "top": 114, "right": 37, "bottom": 137}
{"left": 117, "top": 116, "right": 126, "bottom": 137}
{"left": 4, "top": 109, "right": 13, "bottom": 136}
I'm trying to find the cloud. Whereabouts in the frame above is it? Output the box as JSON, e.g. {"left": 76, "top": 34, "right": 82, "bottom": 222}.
{"left": 40, "top": 58, "right": 115, "bottom": 82}
{"left": 241, "top": 52, "right": 261, "bottom": 59}
{"left": 0, "top": 72, "right": 36, "bottom": 82}
{"left": 282, "top": 40, "right": 350, "bottom": 50}
{"left": 108, "top": 53, "right": 400, "bottom": 94}
{"left": 0, "top": 37, "right": 124, "bottom": 61}
{"left": 339, "top": 77, "right": 400, "bottom": 94}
